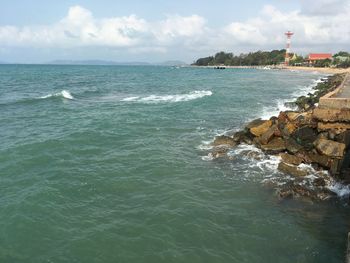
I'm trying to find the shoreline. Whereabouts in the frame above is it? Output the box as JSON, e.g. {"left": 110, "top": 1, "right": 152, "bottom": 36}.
{"left": 191, "top": 64, "right": 350, "bottom": 75}
{"left": 206, "top": 72, "right": 350, "bottom": 201}
{"left": 286, "top": 66, "right": 350, "bottom": 75}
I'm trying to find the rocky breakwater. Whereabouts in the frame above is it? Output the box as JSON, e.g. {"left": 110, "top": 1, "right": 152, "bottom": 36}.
{"left": 208, "top": 73, "right": 350, "bottom": 201}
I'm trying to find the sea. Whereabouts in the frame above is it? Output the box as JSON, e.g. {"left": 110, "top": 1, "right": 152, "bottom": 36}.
{"left": 1, "top": 64, "right": 350, "bottom": 263}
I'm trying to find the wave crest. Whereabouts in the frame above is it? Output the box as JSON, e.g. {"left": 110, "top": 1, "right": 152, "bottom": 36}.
{"left": 40, "top": 90, "right": 74, "bottom": 100}
{"left": 122, "top": 90, "right": 212, "bottom": 103}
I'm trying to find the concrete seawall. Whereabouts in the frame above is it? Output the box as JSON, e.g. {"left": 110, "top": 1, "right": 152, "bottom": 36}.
{"left": 319, "top": 73, "right": 350, "bottom": 109}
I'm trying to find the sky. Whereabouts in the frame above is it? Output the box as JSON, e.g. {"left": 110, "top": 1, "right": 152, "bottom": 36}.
{"left": 0, "top": 0, "right": 349, "bottom": 63}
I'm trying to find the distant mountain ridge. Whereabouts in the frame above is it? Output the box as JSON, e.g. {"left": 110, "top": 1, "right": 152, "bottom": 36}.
{"left": 0, "top": 59, "right": 188, "bottom": 66}
{"left": 156, "top": 60, "right": 187, "bottom": 66}
{"left": 47, "top": 60, "right": 152, "bottom": 66}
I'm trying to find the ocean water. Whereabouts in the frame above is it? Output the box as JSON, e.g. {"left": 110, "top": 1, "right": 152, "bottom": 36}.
{"left": 1, "top": 64, "right": 350, "bottom": 263}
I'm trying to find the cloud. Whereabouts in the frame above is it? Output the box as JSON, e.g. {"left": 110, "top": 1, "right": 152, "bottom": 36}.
{"left": 0, "top": 5, "right": 205, "bottom": 50}
{"left": 300, "top": 0, "right": 350, "bottom": 16}
{"left": 0, "top": 3, "right": 350, "bottom": 61}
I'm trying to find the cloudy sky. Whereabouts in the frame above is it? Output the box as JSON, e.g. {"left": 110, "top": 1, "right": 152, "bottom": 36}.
{"left": 0, "top": 0, "right": 349, "bottom": 63}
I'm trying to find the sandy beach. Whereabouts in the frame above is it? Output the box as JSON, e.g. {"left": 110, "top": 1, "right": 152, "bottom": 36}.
{"left": 286, "top": 66, "right": 350, "bottom": 74}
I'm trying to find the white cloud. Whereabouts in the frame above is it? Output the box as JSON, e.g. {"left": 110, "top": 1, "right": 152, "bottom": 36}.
{"left": 300, "top": 0, "right": 350, "bottom": 16}
{"left": 0, "top": 3, "right": 350, "bottom": 61}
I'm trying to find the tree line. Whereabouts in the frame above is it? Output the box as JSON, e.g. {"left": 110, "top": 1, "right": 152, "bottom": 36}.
{"left": 192, "top": 50, "right": 287, "bottom": 66}
{"left": 192, "top": 50, "right": 350, "bottom": 68}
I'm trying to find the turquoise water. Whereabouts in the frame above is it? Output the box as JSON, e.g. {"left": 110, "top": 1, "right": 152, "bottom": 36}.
{"left": 1, "top": 65, "right": 350, "bottom": 262}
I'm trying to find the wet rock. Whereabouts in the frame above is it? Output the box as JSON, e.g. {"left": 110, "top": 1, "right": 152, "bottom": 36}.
{"left": 278, "top": 162, "right": 309, "bottom": 177}
{"left": 210, "top": 145, "right": 231, "bottom": 159}
{"left": 249, "top": 120, "right": 272, "bottom": 137}
{"left": 280, "top": 153, "right": 303, "bottom": 165}
{"left": 276, "top": 183, "right": 312, "bottom": 200}
{"left": 270, "top": 116, "right": 278, "bottom": 124}
{"left": 313, "top": 177, "right": 326, "bottom": 187}
{"left": 246, "top": 119, "right": 265, "bottom": 129}
{"left": 274, "top": 127, "right": 282, "bottom": 137}
{"left": 277, "top": 111, "right": 288, "bottom": 124}
{"left": 282, "top": 122, "right": 297, "bottom": 138}
{"left": 335, "top": 130, "right": 350, "bottom": 147}
{"left": 306, "top": 151, "right": 332, "bottom": 168}
{"left": 295, "top": 112, "right": 316, "bottom": 127}
{"left": 314, "top": 138, "right": 346, "bottom": 158}
{"left": 240, "top": 150, "right": 263, "bottom": 161}
{"left": 285, "top": 138, "right": 304, "bottom": 154}
{"left": 292, "top": 126, "right": 318, "bottom": 150}
{"left": 286, "top": 111, "right": 300, "bottom": 121}
{"left": 232, "top": 131, "right": 253, "bottom": 144}
{"left": 317, "top": 132, "right": 329, "bottom": 140}
{"left": 259, "top": 124, "right": 278, "bottom": 145}
{"left": 212, "top": 135, "right": 236, "bottom": 147}
{"left": 260, "top": 137, "right": 286, "bottom": 154}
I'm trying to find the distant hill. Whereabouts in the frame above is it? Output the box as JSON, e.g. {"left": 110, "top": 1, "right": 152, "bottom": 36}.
{"left": 46, "top": 60, "right": 152, "bottom": 66}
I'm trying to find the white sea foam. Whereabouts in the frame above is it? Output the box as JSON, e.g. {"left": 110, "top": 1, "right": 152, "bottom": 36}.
{"left": 259, "top": 76, "right": 327, "bottom": 120}
{"left": 326, "top": 181, "right": 350, "bottom": 198}
{"left": 201, "top": 153, "right": 214, "bottom": 161}
{"left": 40, "top": 90, "right": 74, "bottom": 100}
{"left": 122, "top": 90, "right": 212, "bottom": 103}
{"left": 260, "top": 99, "right": 296, "bottom": 120}
{"left": 122, "top": 96, "right": 140, "bottom": 101}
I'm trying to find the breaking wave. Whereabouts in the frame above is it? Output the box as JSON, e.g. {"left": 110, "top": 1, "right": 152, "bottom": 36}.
{"left": 40, "top": 90, "right": 74, "bottom": 100}
{"left": 121, "top": 90, "right": 212, "bottom": 103}
{"left": 200, "top": 142, "right": 350, "bottom": 199}
{"left": 259, "top": 76, "right": 327, "bottom": 120}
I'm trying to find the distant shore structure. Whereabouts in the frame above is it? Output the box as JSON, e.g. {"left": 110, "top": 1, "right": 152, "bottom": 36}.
{"left": 284, "top": 31, "right": 294, "bottom": 66}
{"left": 307, "top": 53, "right": 333, "bottom": 66}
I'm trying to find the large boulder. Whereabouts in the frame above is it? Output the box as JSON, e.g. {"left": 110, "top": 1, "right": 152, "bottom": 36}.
{"left": 282, "top": 122, "right": 297, "bottom": 137}
{"left": 249, "top": 120, "right": 272, "bottom": 137}
{"left": 260, "top": 137, "right": 286, "bottom": 154}
{"left": 245, "top": 119, "right": 266, "bottom": 129}
{"left": 210, "top": 145, "right": 231, "bottom": 159}
{"left": 278, "top": 111, "right": 288, "bottom": 124}
{"left": 292, "top": 126, "right": 318, "bottom": 150}
{"left": 280, "top": 153, "right": 303, "bottom": 165}
{"left": 276, "top": 181, "right": 334, "bottom": 200}
{"left": 285, "top": 138, "right": 304, "bottom": 154}
{"left": 335, "top": 130, "right": 350, "bottom": 147}
{"left": 277, "top": 162, "right": 308, "bottom": 177}
{"left": 294, "top": 112, "right": 316, "bottom": 127}
{"left": 314, "top": 138, "right": 346, "bottom": 158}
{"left": 259, "top": 124, "right": 278, "bottom": 145}
{"left": 306, "top": 151, "right": 333, "bottom": 168}
{"left": 232, "top": 131, "right": 253, "bottom": 144}
{"left": 286, "top": 111, "right": 300, "bottom": 121}
{"left": 212, "top": 135, "right": 236, "bottom": 147}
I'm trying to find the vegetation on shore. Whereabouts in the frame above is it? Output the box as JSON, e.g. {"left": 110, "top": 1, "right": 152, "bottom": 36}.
{"left": 193, "top": 50, "right": 350, "bottom": 68}
{"left": 193, "top": 50, "right": 287, "bottom": 66}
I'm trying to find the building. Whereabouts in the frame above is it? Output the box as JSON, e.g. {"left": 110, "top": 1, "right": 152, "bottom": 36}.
{"left": 307, "top": 53, "right": 332, "bottom": 65}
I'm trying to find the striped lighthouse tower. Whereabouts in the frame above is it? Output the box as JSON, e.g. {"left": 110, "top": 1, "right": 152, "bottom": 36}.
{"left": 284, "top": 31, "right": 294, "bottom": 66}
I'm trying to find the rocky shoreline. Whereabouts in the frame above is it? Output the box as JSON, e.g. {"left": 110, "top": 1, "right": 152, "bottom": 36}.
{"left": 208, "top": 73, "right": 350, "bottom": 201}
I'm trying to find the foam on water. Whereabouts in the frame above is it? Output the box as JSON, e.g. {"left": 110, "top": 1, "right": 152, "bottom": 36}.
{"left": 122, "top": 90, "right": 212, "bottom": 103}
{"left": 40, "top": 90, "right": 74, "bottom": 100}
{"left": 259, "top": 76, "right": 327, "bottom": 120}
{"left": 327, "top": 181, "right": 350, "bottom": 198}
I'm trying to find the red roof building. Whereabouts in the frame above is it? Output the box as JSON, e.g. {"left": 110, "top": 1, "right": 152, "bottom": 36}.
{"left": 308, "top": 53, "right": 332, "bottom": 61}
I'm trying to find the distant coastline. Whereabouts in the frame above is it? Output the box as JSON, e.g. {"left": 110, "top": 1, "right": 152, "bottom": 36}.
{"left": 191, "top": 64, "right": 350, "bottom": 75}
